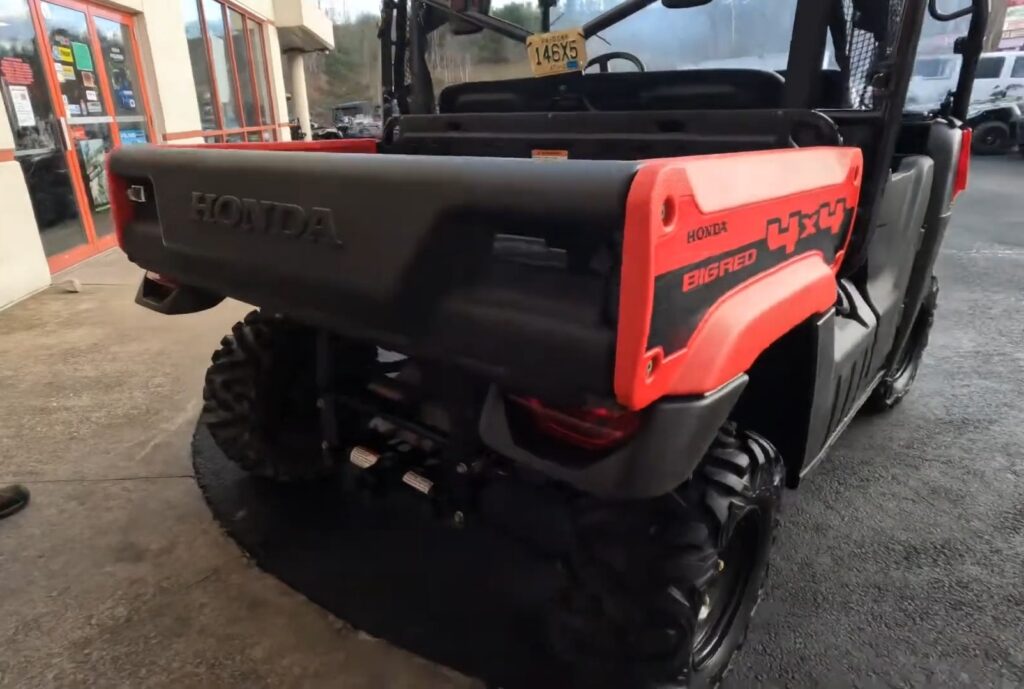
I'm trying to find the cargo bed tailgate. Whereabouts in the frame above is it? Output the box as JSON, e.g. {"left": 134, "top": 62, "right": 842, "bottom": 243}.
{"left": 109, "top": 146, "right": 639, "bottom": 397}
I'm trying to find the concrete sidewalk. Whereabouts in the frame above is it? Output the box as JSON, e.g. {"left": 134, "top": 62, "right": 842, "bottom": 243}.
{"left": 0, "top": 250, "right": 474, "bottom": 689}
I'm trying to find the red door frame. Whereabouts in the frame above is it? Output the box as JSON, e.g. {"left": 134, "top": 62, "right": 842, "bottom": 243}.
{"left": 28, "top": 0, "right": 156, "bottom": 273}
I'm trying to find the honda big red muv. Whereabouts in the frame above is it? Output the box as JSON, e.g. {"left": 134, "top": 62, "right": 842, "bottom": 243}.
{"left": 108, "top": 0, "right": 986, "bottom": 685}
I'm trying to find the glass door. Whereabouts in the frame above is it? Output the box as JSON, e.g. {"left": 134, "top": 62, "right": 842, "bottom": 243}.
{"left": 91, "top": 12, "right": 152, "bottom": 147}
{"left": 17, "top": 0, "right": 154, "bottom": 270}
{"left": 37, "top": 0, "right": 117, "bottom": 239}
{"left": 0, "top": 0, "right": 88, "bottom": 261}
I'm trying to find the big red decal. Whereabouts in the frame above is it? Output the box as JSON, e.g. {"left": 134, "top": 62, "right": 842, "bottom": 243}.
{"left": 615, "top": 147, "right": 863, "bottom": 409}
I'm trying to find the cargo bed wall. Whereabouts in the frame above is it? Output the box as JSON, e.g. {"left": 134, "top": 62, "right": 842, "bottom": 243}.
{"left": 109, "top": 147, "right": 641, "bottom": 399}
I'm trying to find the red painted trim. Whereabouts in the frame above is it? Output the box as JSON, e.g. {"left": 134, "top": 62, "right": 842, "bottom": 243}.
{"left": 614, "top": 147, "right": 863, "bottom": 409}
{"left": 46, "top": 235, "right": 112, "bottom": 273}
{"left": 0, "top": 149, "right": 14, "bottom": 162}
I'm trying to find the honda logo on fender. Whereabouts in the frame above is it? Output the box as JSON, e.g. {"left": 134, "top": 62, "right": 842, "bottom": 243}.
{"left": 765, "top": 198, "right": 849, "bottom": 255}
{"left": 190, "top": 192, "right": 341, "bottom": 245}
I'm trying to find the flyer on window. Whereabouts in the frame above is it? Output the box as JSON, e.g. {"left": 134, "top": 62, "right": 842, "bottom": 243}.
{"left": 9, "top": 86, "right": 36, "bottom": 128}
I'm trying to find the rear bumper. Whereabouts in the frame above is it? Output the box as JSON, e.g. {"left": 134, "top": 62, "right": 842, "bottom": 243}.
{"left": 479, "top": 375, "right": 746, "bottom": 498}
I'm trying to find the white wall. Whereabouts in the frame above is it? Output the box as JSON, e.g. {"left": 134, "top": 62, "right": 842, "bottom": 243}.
{"left": 237, "top": 0, "right": 275, "bottom": 20}
{"left": 0, "top": 101, "right": 51, "bottom": 311}
{"left": 135, "top": 0, "right": 203, "bottom": 139}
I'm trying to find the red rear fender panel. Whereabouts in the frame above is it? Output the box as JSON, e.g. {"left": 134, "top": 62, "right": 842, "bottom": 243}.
{"left": 615, "top": 147, "right": 864, "bottom": 410}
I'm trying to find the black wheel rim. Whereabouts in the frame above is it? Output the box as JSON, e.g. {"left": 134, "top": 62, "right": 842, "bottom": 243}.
{"left": 692, "top": 516, "right": 759, "bottom": 668}
{"left": 983, "top": 131, "right": 1004, "bottom": 147}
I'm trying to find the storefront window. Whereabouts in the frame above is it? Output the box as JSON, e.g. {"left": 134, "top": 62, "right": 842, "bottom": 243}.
{"left": 228, "top": 9, "right": 258, "bottom": 126}
{"left": 179, "top": 0, "right": 276, "bottom": 140}
{"left": 94, "top": 16, "right": 150, "bottom": 145}
{"left": 181, "top": 0, "right": 217, "bottom": 130}
{"left": 202, "top": 0, "right": 241, "bottom": 129}
{"left": 248, "top": 19, "right": 272, "bottom": 126}
{"left": 0, "top": 0, "right": 88, "bottom": 257}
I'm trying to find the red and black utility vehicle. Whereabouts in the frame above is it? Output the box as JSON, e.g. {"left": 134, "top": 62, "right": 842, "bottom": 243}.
{"left": 108, "top": 0, "right": 986, "bottom": 685}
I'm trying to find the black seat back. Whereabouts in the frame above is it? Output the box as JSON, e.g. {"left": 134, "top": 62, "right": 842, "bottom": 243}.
{"left": 438, "top": 69, "right": 787, "bottom": 114}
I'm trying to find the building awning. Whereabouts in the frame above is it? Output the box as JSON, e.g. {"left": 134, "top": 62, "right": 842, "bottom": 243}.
{"left": 274, "top": 0, "right": 335, "bottom": 52}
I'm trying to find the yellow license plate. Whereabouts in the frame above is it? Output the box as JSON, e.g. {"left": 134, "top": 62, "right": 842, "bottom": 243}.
{"left": 526, "top": 29, "right": 587, "bottom": 77}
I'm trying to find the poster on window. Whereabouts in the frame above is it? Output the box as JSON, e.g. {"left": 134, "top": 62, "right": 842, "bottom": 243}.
{"left": 9, "top": 86, "right": 36, "bottom": 128}
{"left": 71, "top": 42, "right": 93, "bottom": 71}
{"left": 78, "top": 138, "right": 110, "bottom": 211}
{"left": 54, "top": 45, "right": 74, "bottom": 63}
{"left": 53, "top": 62, "right": 75, "bottom": 83}
{"left": 1, "top": 57, "right": 35, "bottom": 86}
{"left": 119, "top": 128, "right": 147, "bottom": 146}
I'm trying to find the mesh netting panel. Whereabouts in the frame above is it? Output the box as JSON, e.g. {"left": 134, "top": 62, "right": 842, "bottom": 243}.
{"left": 842, "top": 0, "right": 909, "bottom": 109}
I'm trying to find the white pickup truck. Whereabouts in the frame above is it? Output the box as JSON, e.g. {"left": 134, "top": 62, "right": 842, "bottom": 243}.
{"left": 908, "top": 50, "right": 1024, "bottom": 154}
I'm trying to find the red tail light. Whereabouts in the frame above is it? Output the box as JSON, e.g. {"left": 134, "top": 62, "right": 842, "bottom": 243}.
{"left": 953, "top": 127, "right": 971, "bottom": 201}
{"left": 509, "top": 396, "right": 641, "bottom": 451}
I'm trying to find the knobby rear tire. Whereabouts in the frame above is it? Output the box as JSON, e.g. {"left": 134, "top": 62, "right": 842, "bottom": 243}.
{"left": 201, "top": 310, "right": 332, "bottom": 481}
{"left": 551, "top": 423, "right": 785, "bottom": 689}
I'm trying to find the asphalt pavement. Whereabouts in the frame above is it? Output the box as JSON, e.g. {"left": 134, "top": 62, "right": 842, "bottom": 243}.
{"left": 724, "top": 155, "right": 1024, "bottom": 688}
{"left": 192, "top": 154, "right": 1024, "bottom": 689}
{"left": 0, "top": 155, "right": 1021, "bottom": 689}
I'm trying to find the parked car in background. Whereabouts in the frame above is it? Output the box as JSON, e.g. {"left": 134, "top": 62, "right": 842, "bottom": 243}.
{"left": 332, "top": 100, "right": 383, "bottom": 139}
{"left": 908, "top": 50, "right": 1024, "bottom": 154}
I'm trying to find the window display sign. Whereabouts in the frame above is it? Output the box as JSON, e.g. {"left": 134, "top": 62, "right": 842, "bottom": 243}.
{"left": 71, "top": 42, "right": 93, "bottom": 71}
{"left": 1, "top": 57, "right": 35, "bottom": 86}
{"left": 119, "top": 128, "right": 147, "bottom": 145}
{"left": 53, "top": 62, "right": 76, "bottom": 83}
{"left": 9, "top": 86, "right": 37, "bottom": 128}
{"left": 54, "top": 45, "right": 74, "bottom": 63}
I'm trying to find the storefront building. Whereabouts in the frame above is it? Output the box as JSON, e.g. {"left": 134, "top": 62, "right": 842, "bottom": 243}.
{"left": 0, "top": 0, "right": 332, "bottom": 309}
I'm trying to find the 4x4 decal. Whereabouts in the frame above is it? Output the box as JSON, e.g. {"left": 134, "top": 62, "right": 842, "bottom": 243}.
{"left": 766, "top": 198, "right": 850, "bottom": 255}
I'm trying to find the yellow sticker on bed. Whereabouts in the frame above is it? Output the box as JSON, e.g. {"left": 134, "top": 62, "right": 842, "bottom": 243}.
{"left": 526, "top": 29, "right": 587, "bottom": 77}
